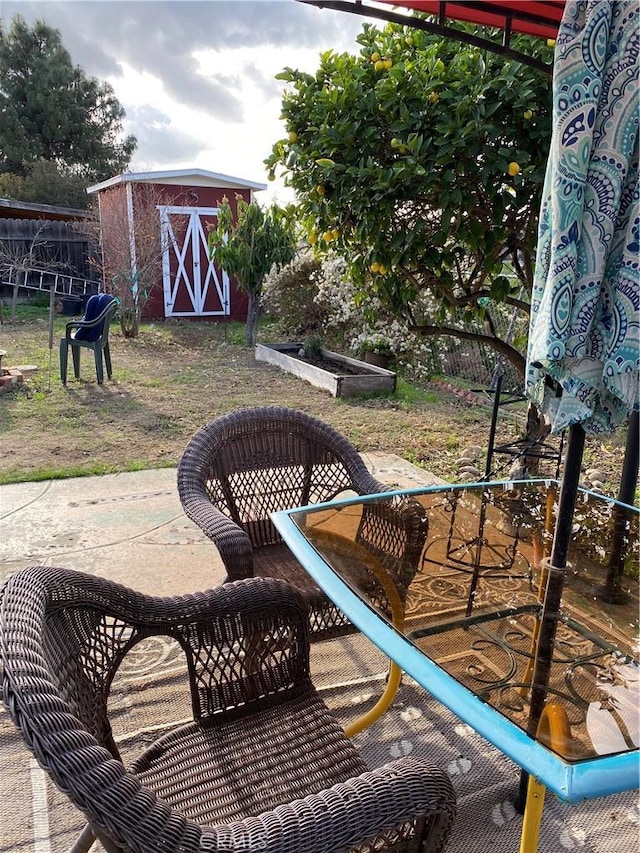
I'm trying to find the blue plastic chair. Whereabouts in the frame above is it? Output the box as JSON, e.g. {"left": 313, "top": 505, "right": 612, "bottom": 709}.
{"left": 59, "top": 294, "right": 117, "bottom": 385}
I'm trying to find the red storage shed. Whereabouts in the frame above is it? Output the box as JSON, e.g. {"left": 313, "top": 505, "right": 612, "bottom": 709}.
{"left": 87, "top": 169, "right": 267, "bottom": 322}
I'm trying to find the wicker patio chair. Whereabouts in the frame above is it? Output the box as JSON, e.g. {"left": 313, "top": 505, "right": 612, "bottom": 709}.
{"left": 0, "top": 567, "right": 456, "bottom": 853}
{"left": 177, "top": 406, "right": 429, "bottom": 638}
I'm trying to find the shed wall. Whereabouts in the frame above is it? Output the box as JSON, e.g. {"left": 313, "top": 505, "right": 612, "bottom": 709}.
{"left": 96, "top": 181, "right": 251, "bottom": 322}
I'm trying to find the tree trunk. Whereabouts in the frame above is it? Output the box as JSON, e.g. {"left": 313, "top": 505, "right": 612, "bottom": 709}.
{"left": 120, "top": 306, "right": 140, "bottom": 338}
{"left": 11, "top": 269, "right": 25, "bottom": 321}
{"left": 245, "top": 290, "right": 260, "bottom": 348}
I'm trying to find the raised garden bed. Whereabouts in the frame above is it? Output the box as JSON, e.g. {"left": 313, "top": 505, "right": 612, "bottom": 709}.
{"left": 255, "top": 343, "right": 396, "bottom": 398}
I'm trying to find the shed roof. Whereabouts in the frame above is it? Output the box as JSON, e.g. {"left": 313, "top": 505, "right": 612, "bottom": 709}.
{"left": 86, "top": 169, "right": 268, "bottom": 195}
{"left": 0, "top": 197, "right": 91, "bottom": 222}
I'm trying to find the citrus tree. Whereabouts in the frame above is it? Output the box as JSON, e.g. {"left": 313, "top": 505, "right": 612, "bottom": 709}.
{"left": 207, "top": 196, "right": 296, "bottom": 347}
{"left": 266, "top": 22, "right": 554, "bottom": 377}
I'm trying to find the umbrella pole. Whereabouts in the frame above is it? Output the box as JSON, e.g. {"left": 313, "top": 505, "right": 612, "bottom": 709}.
{"left": 516, "top": 422, "right": 586, "bottom": 811}
{"left": 548, "top": 422, "right": 586, "bottom": 568}
{"left": 618, "top": 410, "right": 639, "bottom": 507}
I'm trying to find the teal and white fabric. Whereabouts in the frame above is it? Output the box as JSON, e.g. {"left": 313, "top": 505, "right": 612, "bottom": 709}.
{"left": 526, "top": 0, "right": 639, "bottom": 435}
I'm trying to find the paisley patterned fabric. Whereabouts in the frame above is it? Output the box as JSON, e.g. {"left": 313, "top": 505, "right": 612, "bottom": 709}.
{"left": 526, "top": 0, "right": 639, "bottom": 434}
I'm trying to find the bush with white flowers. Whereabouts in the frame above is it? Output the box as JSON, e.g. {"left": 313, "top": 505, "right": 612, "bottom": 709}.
{"left": 263, "top": 250, "right": 443, "bottom": 380}
{"left": 261, "top": 249, "right": 325, "bottom": 338}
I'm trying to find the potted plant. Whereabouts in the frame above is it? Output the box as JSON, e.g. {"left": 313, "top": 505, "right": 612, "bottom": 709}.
{"left": 357, "top": 335, "right": 394, "bottom": 369}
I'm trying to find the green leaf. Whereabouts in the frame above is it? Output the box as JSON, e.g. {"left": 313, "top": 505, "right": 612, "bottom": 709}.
{"left": 490, "top": 275, "right": 511, "bottom": 301}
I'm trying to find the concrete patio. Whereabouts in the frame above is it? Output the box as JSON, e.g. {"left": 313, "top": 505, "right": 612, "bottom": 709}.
{"left": 0, "top": 452, "right": 444, "bottom": 592}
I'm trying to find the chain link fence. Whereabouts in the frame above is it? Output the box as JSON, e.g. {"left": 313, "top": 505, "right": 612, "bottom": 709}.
{"left": 434, "top": 302, "right": 527, "bottom": 393}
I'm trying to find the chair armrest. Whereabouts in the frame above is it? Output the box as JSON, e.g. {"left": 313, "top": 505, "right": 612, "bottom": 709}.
{"left": 202, "top": 757, "right": 456, "bottom": 853}
{"left": 179, "top": 490, "right": 254, "bottom": 578}
{"left": 347, "top": 467, "right": 391, "bottom": 497}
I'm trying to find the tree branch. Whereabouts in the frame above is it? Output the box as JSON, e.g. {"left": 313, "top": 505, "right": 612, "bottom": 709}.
{"left": 409, "top": 322, "right": 526, "bottom": 377}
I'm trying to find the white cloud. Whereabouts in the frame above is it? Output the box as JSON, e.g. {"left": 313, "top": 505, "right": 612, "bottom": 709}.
{"left": 0, "top": 0, "right": 365, "bottom": 204}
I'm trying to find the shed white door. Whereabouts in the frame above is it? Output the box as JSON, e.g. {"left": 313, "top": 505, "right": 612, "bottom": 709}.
{"left": 159, "top": 205, "right": 229, "bottom": 317}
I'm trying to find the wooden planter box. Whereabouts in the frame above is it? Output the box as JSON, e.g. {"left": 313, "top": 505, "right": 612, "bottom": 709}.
{"left": 255, "top": 343, "right": 396, "bottom": 398}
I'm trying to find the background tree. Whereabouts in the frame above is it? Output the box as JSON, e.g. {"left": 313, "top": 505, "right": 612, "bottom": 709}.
{"left": 0, "top": 15, "right": 136, "bottom": 206}
{"left": 207, "top": 196, "right": 296, "bottom": 347}
{"left": 0, "top": 160, "right": 89, "bottom": 209}
{"left": 266, "top": 22, "right": 553, "bottom": 377}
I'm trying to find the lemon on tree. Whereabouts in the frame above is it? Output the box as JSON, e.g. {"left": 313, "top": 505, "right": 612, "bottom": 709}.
{"left": 507, "top": 162, "right": 521, "bottom": 176}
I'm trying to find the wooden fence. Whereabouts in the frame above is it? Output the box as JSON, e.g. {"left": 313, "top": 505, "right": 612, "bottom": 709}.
{"left": 0, "top": 217, "right": 99, "bottom": 285}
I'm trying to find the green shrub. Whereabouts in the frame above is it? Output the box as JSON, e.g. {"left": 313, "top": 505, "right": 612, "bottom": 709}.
{"left": 301, "top": 334, "right": 323, "bottom": 357}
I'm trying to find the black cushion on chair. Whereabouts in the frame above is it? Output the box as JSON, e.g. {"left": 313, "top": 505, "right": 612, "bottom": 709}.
{"left": 75, "top": 294, "right": 114, "bottom": 341}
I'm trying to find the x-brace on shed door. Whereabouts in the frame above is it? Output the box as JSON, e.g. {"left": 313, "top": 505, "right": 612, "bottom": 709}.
{"left": 159, "top": 205, "right": 230, "bottom": 317}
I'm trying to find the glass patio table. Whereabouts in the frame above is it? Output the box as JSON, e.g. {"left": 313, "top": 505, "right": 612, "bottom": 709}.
{"left": 272, "top": 479, "right": 639, "bottom": 850}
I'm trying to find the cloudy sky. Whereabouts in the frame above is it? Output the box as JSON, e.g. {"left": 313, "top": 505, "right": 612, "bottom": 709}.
{"left": 0, "top": 0, "right": 365, "bottom": 203}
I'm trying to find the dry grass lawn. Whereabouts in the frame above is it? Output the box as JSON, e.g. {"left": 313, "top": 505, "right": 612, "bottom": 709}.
{"left": 0, "top": 307, "right": 629, "bottom": 491}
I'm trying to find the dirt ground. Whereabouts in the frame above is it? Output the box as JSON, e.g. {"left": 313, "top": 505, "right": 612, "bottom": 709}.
{"left": 0, "top": 314, "right": 630, "bottom": 492}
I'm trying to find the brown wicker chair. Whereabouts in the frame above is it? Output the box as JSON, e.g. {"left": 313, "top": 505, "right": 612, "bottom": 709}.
{"left": 177, "top": 406, "right": 428, "bottom": 638}
{"left": 0, "top": 567, "right": 456, "bottom": 853}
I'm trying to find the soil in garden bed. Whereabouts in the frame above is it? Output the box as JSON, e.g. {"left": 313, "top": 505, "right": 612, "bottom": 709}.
{"left": 290, "top": 350, "right": 375, "bottom": 376}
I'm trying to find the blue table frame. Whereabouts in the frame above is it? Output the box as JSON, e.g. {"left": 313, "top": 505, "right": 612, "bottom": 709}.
{"left": 272, "top": 479, "right": 639, "bottom": 804}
